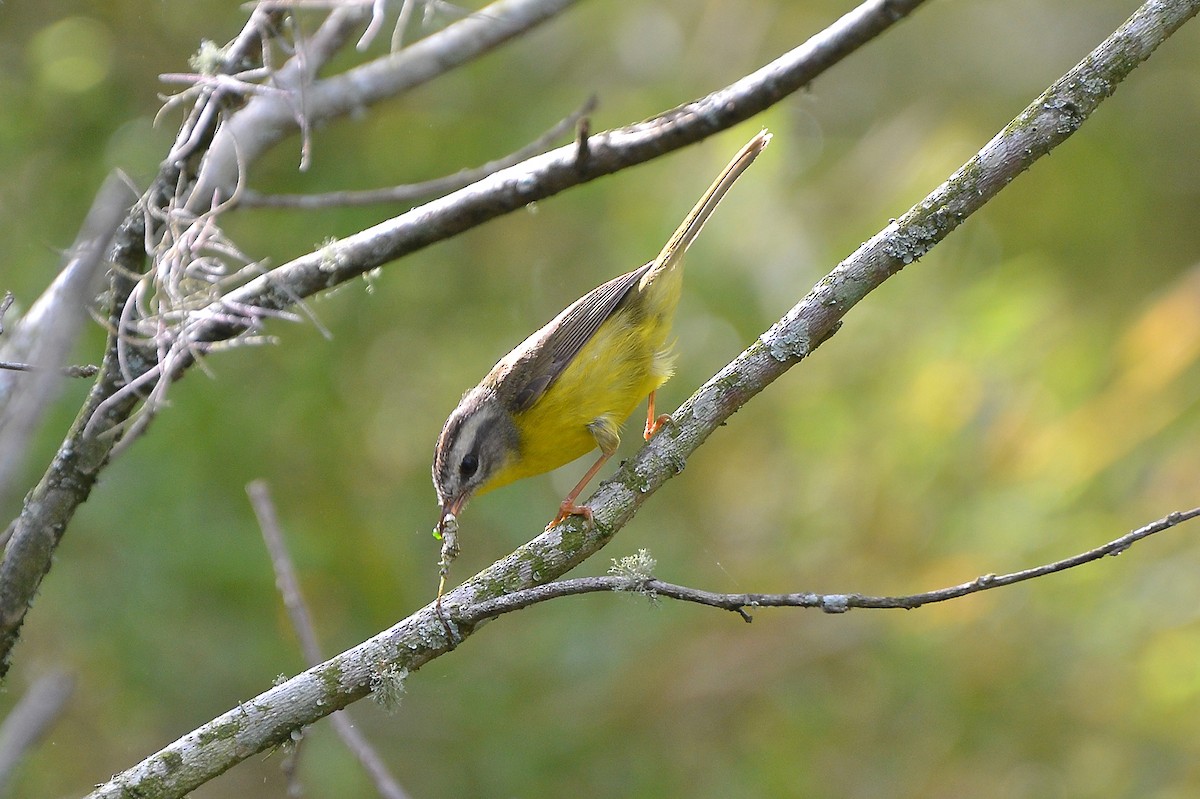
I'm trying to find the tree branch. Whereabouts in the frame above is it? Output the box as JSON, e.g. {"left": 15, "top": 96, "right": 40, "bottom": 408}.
{"left": 248, "top": 480, "right": 411, "bottom": 799}
{"left": 82, "top": 2, "right": 1200, "bottom": 796}
{"left": 0, "top": 361, "right": 100, "bottom": 379}
{"left": 466, "top": 508, "right": 1200, "bottom": 621}
{"left": 0, "top": 174, "right": 129, "bottom": 509}
{"left": 0, "top": 205, "right": 148, "bottom": 678}
{"left": 238, "top": 94, "right": 598, "bottom": 208}
{"left": 165, "top": 5, "right": 371, "bottom": 167}
{"left": 0, "top": 670, "right": 75, "bottom": 794}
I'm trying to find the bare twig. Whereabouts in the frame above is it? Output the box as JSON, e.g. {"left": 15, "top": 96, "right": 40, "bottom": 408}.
{"left": 467, "top": 509, "right": 1200, "bottom": 622}
{"left": 247, "top": 481, "right": 326, "bottom": 665}
{"left": 81, "top": 4, "right": 1200, "bottom": 796}
{"left": 248, "top": 481, "right": 411, "bottom": 799}
{"left": 573, "top": 107, "right": 591, "bottom": 169}
{"left": 0, "top": 293, "right": 13, "bottom": 336}
{"left": 0, "top": 670, "right": 75, "bottom": 794}
{"left": 0, "top": 361, "right": 100, "bottom": 378}
{"left": 240, "top": 94, "right": 599, "bottom": 208}
{"left": 323, "top": 710, "right": 410, "bottom": 799}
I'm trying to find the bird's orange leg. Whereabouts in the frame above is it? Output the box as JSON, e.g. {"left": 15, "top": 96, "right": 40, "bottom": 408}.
{"left": 547, "top": 451, "right": 613, "bottom": 529}
{"left": 644, "top": 390, "right": 672, "bottom": 440}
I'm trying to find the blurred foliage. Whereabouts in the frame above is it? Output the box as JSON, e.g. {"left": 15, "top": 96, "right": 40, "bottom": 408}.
{"left": 2, "top": 0, "right": 1200, "bottom": 797}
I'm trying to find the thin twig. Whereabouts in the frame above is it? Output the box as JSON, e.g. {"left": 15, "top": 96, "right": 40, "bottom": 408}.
{"left": 573, "top": 107, "right": 591, "bottom": 169}
{"left": 0, "top": 361, "right": 101, "bottom": 379}
{"left": 247, "top": 481, "right": 411, "bottom": 799}
{"left": 324, "top": 712, "right": 411, "bottom": 799}
{"left": 248, "top": 481, "right": 324, "bottom": 663}
{"left": 0, "top": 293, "right": 13, "bottom": 335}
{"left": 0, "top": 670, "right": 75, "bottom": 793}
{"left": 240, "top": 95, "right": 599, "bottom": 208}
{"left": 466, "top": 508, "right": 1200, "bottom": 622}
{"left": 248, "top": 479, "right": 313, "bottom": 798}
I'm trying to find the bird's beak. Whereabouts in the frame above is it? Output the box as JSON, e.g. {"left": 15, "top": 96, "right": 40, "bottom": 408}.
{"left": 437, "top": 494, "right": 467, "bottom": 533}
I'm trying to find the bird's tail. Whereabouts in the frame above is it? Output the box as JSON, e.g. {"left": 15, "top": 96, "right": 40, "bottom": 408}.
{"left": 641, "top": 128, "right": 772, "bottom": 289}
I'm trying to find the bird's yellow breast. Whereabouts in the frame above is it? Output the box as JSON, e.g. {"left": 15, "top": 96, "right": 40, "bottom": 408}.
{"left": 481, "top": 269, "right": 683, "bottom": 494}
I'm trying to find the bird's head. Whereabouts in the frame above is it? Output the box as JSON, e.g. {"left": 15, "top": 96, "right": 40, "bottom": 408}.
{"left": 432, "top": 386, "right": 520, "bottom": 531}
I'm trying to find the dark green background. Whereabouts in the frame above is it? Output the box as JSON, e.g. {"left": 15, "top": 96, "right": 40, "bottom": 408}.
{"left": 3, "top": 1, "right": 1199, "bottom": 797}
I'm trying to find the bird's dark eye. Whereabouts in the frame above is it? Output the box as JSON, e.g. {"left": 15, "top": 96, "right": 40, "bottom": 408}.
{"left": 459, "top": 453, "right": 479, "bottom": 478}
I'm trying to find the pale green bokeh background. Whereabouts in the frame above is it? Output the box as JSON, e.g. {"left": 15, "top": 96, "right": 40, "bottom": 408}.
{"left": 3, "top": 1, "right": 1200, "bottom": 797}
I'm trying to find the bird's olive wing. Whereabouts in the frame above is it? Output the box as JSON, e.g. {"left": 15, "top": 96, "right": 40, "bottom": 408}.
{"left": 511, "top": 261, "right": 651, "bottom": 412}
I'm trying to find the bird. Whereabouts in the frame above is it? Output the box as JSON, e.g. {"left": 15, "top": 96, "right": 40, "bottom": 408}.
{"left": 433, "top": 129, "right": 770, "bottom": 535}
